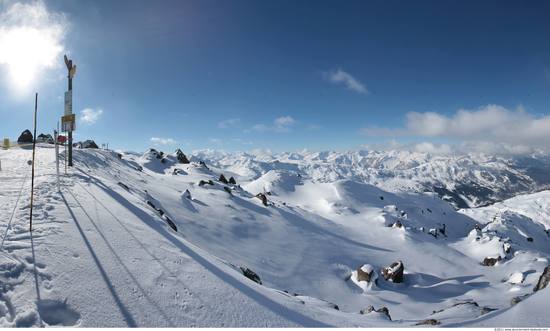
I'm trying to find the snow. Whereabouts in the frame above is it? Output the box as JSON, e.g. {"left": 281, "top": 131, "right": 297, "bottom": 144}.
{"left": 0, "top": 146, "right": 549, "bottom": 327}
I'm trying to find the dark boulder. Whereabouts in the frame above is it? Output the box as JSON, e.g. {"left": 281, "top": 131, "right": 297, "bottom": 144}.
{"left": 183, "top": 189, "right": 192, "bottom": 199}
{"left": 198, "top": 180, "right": 214, "bottom": 187}
{"left": 17, "top": 130, "right": 33, "bottom": 143}
{"left": 359, "top": 306, "right": 391, "bottom": 320}
{"left": 360, "top": 305, "right": 375, "bottom": 315}
{"left": 239, "top": 267, "right": 262, "bottom": 285}
{"left": 80, "top": 140, "right": 99, "bottom": 149}
{"left": 356, "top": 265, "right": 375, "bottom": 283}
{"left": 223, "top": 186, "right": 232, "bottom": 195}
{"left": 36, "top": 133, "right": 54, "bottom": 144}
{"left": 533, "top": 266, "right": 550, "bottom": 292}
{"left": 228, "top": 177, "right": 237, "bottom": 185}
{"left": 381, "top": 260, "right": 404, "bottom": 283}
{"left": 393, "top": 220, "right": 403, "bottom": 228}
{"left": 255, "top": 193, "right": 269, "bottom": 206}
{"left": 219, "top": 174, "right": 229, "bottom": 184}
{"left": 416, "top": 319, "right": 440, "bottom": 326}
{"left": 526, "top": 237, "right": 534, "bottom": 242}
{"left": 482, "top": 256, "right": 501, "bottom": 267}
{"left": 199, "top": 161, "right": 209, "bottom": 169}
{"left": 175, "top": 149, "right": 190, "bottom": 164}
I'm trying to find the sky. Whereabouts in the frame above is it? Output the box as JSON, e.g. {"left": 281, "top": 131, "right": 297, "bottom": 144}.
{"left": 0, "top": 0, "right": 549, "bottom": 154}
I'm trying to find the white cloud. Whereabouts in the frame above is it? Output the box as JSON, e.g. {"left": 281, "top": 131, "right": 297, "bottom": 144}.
{"left": 218, "top": 118, "right": 241, "bottom": 129}
{"left": 150, "top": 137, "right": 177, "bottom": 145}
{"left": 80, "top": 108, "right": 103, "bottom": 124}
{"left": 252, "top": 116, "right": 296, "bottom": 133}
{"left": 325, "top": 68, "right": 368, "bottom": 94}
{"left": 361, "top": 105, "right": 550, "bottom": 153}
{"left": 0, "top": 1, "right": 67, "bottom": 90}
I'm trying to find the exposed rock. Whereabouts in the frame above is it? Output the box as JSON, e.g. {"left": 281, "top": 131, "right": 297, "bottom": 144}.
{"left": 438, "top": 224, "right": 447, "bottom": 237}
{"left": 36, "top": 133, "right": 54, "bottom": 144}
{"left": 117, "top": 153, "right": 123, "bottom": 159}
{"left": 526, "top": 237, "right": 534, "bottom": 242}
{"left": 356, "top": 264, "right": 375, "bottom": 283}
{"left": 511, "top": 294, "right": 530, "bottom": 306}
{"left": 199, "top": 161, "right": 209, "bottom": 169}
{"left": 510, "top": 296, "right": 522, "bottom": 306}
{"left": 175, "top": 149, "right": 190, "bottom": 164}
{"left": 117, "top": 182, "right": 129, "bottom": 191}
{"left": 429, "top": 228, "right": 438, "bottom": 238}
{"left": 416, "top": 319, "right": 441, "bottom": 326}
{"left": 480, "top": 307, "right": 497, "bottom": 314}
{"left": 255, "top": 193, "right": 269, "bottom": 206}
{"left": 198, "top": 180, "right": 214, "bottom": 187}
{"left": 360, "top": 305, "right": 375, "bottom": 315}
{"left": 78, "top": 140, "right": 99, "bottom": 149}
{"left": 228, "top": 176, "right": 237, "bottom": 185}
{"left": 359, "top": 306, "right": 391, "bottom": 320}
{"left": 17, "top": 130, "right": 33, "bottom": 143}
{"left": 219, "top": 174, "right": 229, "bottom": 184}
{"left": 426, "top": 208, "right": 432, "bottom": 213}
{"left": 381, "top": 260, "right": 404, "bottom": 283}
{"left": 482, "top": 256, "right": 501, "bottom": 267}
{"left": 503, "top": 242, "right": 512, "bottom": 254}
{"left": 239, "top": 267, "right": 262, "bottom": 285}
{"left": 183, "top": 189, "right": 191, "bottom": 199}
{"left": 393, "top": 220, "right": 403, "bottom": 228}
{"left": 379, "top": 196, "right": 384, "bottom": 200}
{"left": 533, "top": 266, "right": 550, "bottom": 292}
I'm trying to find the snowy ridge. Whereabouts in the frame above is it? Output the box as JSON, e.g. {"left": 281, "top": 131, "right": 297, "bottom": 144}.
{"left": 192, "top": 149, "right": 550, "bottom": 208}
{"left": 0, "top": 146, "right": 549, "bottom": 327}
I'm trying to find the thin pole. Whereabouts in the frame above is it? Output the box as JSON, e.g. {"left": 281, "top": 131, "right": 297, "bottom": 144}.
{"left": 68, "top": 69, "right": 73, "bottom": 167}
{"left": 29, "top": 93, "right": 38, "bottom": 232}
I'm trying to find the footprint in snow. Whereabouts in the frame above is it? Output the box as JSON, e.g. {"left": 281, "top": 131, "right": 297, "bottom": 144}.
{"left": 37, "top": 299, "right": 80, "bottom": 326}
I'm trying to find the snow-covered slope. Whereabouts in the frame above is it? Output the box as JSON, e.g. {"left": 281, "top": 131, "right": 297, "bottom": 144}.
{"left": 1, "top": 146, "right": 549, "bottom": 327}
{"left": 193, "top": 149, "right": 550, "bottom": 208}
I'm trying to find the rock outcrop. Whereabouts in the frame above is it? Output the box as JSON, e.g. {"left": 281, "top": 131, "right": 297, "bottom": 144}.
{"left": 17, "top": 130, "right": 33, "bottom": 143}
{"left": 533, "top": 266, "right": 550, "bottom": 292}
{"left": 416, "top": 319, "right": 441, "bottom": 326}
{"left": 255, "top": 193, "right": 269, "bottom": 206}
{"left": 359, "top": 305, "right": 391, "bottom": 320}
{"left": 381, "top": 261, "right": 404, "bottom": 283}
{"left": 240, "top": 267, "right": 262, "bottom": 285}
{"left": 482, "top": 256, "right": 501, "bottom": 267}
{"left": 175, "top": 149, "right": 190, "bottom": 164}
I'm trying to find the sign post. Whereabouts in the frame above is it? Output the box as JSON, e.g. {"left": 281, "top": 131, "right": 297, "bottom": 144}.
{"left": 63, "top": 55, "right": 76, "bottom": 167}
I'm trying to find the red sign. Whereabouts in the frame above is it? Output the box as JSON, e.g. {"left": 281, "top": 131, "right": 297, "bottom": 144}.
{"left": 57, "top": 135, "right": 67, "bottom": 144}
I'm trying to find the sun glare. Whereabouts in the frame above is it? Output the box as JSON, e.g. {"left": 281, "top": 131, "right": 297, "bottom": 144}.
{"left": 0, "top": 2, "right": 65, "bottom": 92}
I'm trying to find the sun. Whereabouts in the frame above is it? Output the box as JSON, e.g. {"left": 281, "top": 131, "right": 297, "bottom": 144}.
{"left": 0, "top": 2, "right": 65, "bottom": 92}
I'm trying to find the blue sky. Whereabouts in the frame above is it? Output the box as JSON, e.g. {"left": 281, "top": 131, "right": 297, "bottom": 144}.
{"left": 1, "top": 0, "right": 549, "bottom": 153}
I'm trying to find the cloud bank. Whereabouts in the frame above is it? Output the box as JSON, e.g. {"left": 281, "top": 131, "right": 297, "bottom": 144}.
{"left": 150, "top": 137, "right": 177, "bottom": 145}
{"left": 362, "top": 105, "right": 550, "bottom": 153}
{"left": 252, "top": 116, "right": 296, "bottom": 133}
{"left": 81, "top": 108, "right": 103, "bottom": 124}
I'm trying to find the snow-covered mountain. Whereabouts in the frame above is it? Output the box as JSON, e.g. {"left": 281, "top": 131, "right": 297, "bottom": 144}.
{"left": 0, "top": 146, "right": 549, "bottom": 327}
{"left": 192, "top": 149, "right": 550, "bottom": 208}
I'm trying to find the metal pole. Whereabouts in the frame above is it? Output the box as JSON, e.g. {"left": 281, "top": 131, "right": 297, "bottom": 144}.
{"left": 68, "top": 71, "right": 73, "bottom": 167}
{"left": 29, "top": 93, "right": 38, "bottom": 232}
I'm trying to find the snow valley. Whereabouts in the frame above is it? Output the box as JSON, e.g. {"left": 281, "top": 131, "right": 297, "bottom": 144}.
{"left": 0, "top": 145, "right": 549, "bottom": 327}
